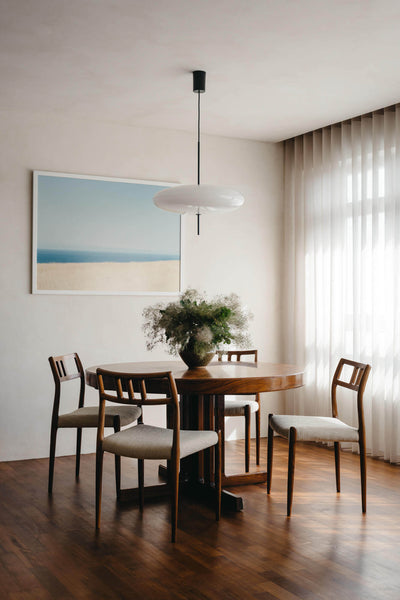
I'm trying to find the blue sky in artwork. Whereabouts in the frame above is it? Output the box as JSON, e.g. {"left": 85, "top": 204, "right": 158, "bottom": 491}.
{"left": 36, "top": 175, "right": 180, "bottom": 257}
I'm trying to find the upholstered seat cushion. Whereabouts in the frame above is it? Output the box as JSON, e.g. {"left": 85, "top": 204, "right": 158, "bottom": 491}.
{"left": 58, "top": 405, "right": 141, "bottom": 428}
{"left": 270, "top": 415, "right": 359, "bottom": 443}
{"left": 102, "top": 424, "right": 218, "bottom": 460}
{"left": 223, "top": 398, "right": 259, "bottom": 417}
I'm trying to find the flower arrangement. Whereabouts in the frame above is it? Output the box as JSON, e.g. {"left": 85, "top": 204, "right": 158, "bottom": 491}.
{"left": 143, "top": 288, "right": 251, "bottom": 367}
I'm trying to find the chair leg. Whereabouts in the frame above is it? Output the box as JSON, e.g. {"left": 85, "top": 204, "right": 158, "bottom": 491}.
{"left": 221, "top": 416, "right": 225, "bottom": 475}
{"left": 359, "top": 439, "right": 367, "bottom": 513}
{"left": 245, "top": 404, "right": 251, "bottom": 472}
{"left": 171, "top": 455, "right": 179, "bottom": 543}
{"left": 287, "top": 427, "right": 297, "bottom": 517}
{"left": 215, "top": 431, "right": 222, "bottom": 521}
{"left": 207, "top": 396, "right": 215, "bottom": 483}
{"left": 255, "top": 400, "right": 261, "bottom": 466}
{"left": 138, "top": 459, "right": 144, "bottom": 512}
{"left": 75, "top": 428, "right": 82, "bottom": 480}
{"left": 113, "top": 418, "right": 121, "bottom": 500}
{"left": 48, "top": 425, "right": 57, "bottom": 495}
{"left": 114, "top": 455, "right": 121, "bottom": 501}
{"left": 95, "top": 448, "right": 104, "bottom": 530}
{"left": 334, "top": 441, "right": 341, "bottom": 493}
{"left": 267, "top": 415, "right": 273, "bottom": 494}
{"left": 214, "top": 396, "right": 225, "bottom": 475}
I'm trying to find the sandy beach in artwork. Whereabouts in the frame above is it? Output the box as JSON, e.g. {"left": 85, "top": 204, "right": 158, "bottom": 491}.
{"left": 37, "top": 261, "right": 180, "bottom": 292}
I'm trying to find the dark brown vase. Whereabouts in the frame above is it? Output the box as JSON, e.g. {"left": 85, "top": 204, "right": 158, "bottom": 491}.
{"left": 179, "top": 349, "right": 215, "bottom": 369}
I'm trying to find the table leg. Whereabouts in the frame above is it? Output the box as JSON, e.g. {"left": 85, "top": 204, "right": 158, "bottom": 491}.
{"left": 146, "top": 391, "right": 269, "bottom": 511}
{"left": 158, "top": 393, "right": 244, "bottom": 511}
{"left": 179, "top": 393, "right": 244, "bottom": 511}
{"left": 198, "top": 394, "right": 205, "bottom": 482}
{"left": 214, "top": 394, "right": 268, "bottom": 488}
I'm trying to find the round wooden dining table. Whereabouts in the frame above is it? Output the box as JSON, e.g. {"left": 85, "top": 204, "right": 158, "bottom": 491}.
{"left": 86, "top": 360, "right": 303, "bottom": 511}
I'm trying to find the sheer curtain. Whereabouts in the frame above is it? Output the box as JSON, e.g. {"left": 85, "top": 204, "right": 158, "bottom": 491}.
{"left": 283, "top": 105, "right": 400, "bottom": 463}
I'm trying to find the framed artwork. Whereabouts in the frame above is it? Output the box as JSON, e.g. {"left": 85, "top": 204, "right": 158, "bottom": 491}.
{"left": 32, "top": 171, "right": 182, "bottom": 295}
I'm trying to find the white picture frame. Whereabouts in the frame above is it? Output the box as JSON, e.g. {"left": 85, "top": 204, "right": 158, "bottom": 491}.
{"left": 32, "top": 171, "right": 182, "bottom": 295}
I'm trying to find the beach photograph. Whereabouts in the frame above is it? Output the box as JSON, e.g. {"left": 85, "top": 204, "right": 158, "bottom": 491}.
{"left": 33, "top": 172, "right": 181, "bottom": 294}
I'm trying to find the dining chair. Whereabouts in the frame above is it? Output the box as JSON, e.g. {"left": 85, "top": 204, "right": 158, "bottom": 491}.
{"left": 217, "top": 350, "right": 260, "bottom": 472}
{"left": 95, "top": 368, "right": 222, "bottom": 542}
{"left": 267, "top": 357, "right": 371, "bottom": 516}
{"left": 48, "top": 353, "right": 141, "bottom": 495}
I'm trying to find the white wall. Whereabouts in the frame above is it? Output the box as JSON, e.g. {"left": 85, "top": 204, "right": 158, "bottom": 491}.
{"left": 0, "top": 109, "right": 284, "bottom": 461}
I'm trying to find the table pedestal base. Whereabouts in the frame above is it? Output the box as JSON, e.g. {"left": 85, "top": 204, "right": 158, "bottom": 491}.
{"left": 116, "top": 477, "right": 243, "bottom": 512}
{"left": 157, "top": 464, "right": 244, "bottom": 511}
{"left": 222, "top": 471, "right": 268, "bottom": 487}
{"left": 118, "top": 483, "right": 170, "bottom": 504}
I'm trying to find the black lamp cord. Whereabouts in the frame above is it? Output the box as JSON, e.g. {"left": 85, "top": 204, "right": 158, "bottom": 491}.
{"left": 197, "top": 90, "right": 201, "bottom": 235}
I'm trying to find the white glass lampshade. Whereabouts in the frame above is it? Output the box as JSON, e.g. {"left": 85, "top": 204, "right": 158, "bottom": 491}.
{"left": 153, "top": 184, "right": 245, "bottom": 214}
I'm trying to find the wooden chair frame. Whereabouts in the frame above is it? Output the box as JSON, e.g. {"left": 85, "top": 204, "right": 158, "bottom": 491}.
{"left": 96, "top": 369, "right": 222, "bottom": 543}
{"left": 217, "top": 350, "right": 260, "bottom": 472}
{"left": 267, "top": 358, "right": 371, "bottom": 516}
{"left": 48, "top": 353, "right": 122, "bottom": 495}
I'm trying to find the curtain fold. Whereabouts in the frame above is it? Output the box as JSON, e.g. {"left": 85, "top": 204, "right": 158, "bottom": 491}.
{"left": 284, "top": 105, "right": 400, "bottom": 463}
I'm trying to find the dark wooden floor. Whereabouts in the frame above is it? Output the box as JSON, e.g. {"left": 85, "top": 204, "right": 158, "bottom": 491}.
{"left": 1, "top": 438, "right": 400, "bottom": 600}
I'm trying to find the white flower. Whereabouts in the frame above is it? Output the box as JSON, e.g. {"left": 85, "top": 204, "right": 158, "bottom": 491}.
{"left": 195, "top": 326, "right": 213, "bottom": 344}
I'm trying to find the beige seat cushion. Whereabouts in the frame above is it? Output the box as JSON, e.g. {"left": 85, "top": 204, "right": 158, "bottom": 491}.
{"left": 223, "top": 398, "right": 259, "bottom": 417}
{"left": 102, "top": 424, "right": 218, "bottom": 460}
{"left": 58, "top": 405, "right": 141, "bottom": 428}
{"left": 270, "top": 415, "right": 359, "bottom": 443}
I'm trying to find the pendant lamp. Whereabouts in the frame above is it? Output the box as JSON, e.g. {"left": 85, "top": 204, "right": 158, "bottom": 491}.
{"left": 153, "top": 70, "right": 245, "bottom": 235}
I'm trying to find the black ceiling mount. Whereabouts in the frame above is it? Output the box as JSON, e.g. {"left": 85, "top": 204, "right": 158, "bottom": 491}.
{"left": 193, "top": 70, "right": 206, "bottom": 93}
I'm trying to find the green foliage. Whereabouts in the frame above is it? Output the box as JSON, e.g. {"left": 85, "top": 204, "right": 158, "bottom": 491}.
{"left": 143, "top": 288, "right": 252, "bottom": 358}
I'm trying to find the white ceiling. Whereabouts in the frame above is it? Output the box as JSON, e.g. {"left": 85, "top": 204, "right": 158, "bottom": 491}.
{"left": 1, "top": 0, "right": 400, "bottom": 142}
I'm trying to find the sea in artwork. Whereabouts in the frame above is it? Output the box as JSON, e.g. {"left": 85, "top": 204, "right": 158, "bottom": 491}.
{"left": 37, "top": 248, "right": 179, "bottom": 264}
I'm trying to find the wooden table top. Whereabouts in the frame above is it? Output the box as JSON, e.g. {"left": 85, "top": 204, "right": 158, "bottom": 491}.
{"left": 86, "top": 360, "right": 303, "bottom": 395}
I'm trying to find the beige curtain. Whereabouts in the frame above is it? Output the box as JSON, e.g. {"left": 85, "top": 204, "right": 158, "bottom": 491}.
{"left": 283, "top": 105, "right": 400, "bottom": 462}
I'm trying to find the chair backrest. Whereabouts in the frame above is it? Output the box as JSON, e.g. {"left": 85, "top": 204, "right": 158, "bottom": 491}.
{"left": 331, "top": 358, "right": 371, "bottom": 433}
{"left": 217, "top": 349, "right": 258, "bottom": 362}
{"left": 96, "top": 369, "right": 180, "bottom": 452}
{"left": 48, "top": 353, "right": 85, "bottom": 413}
